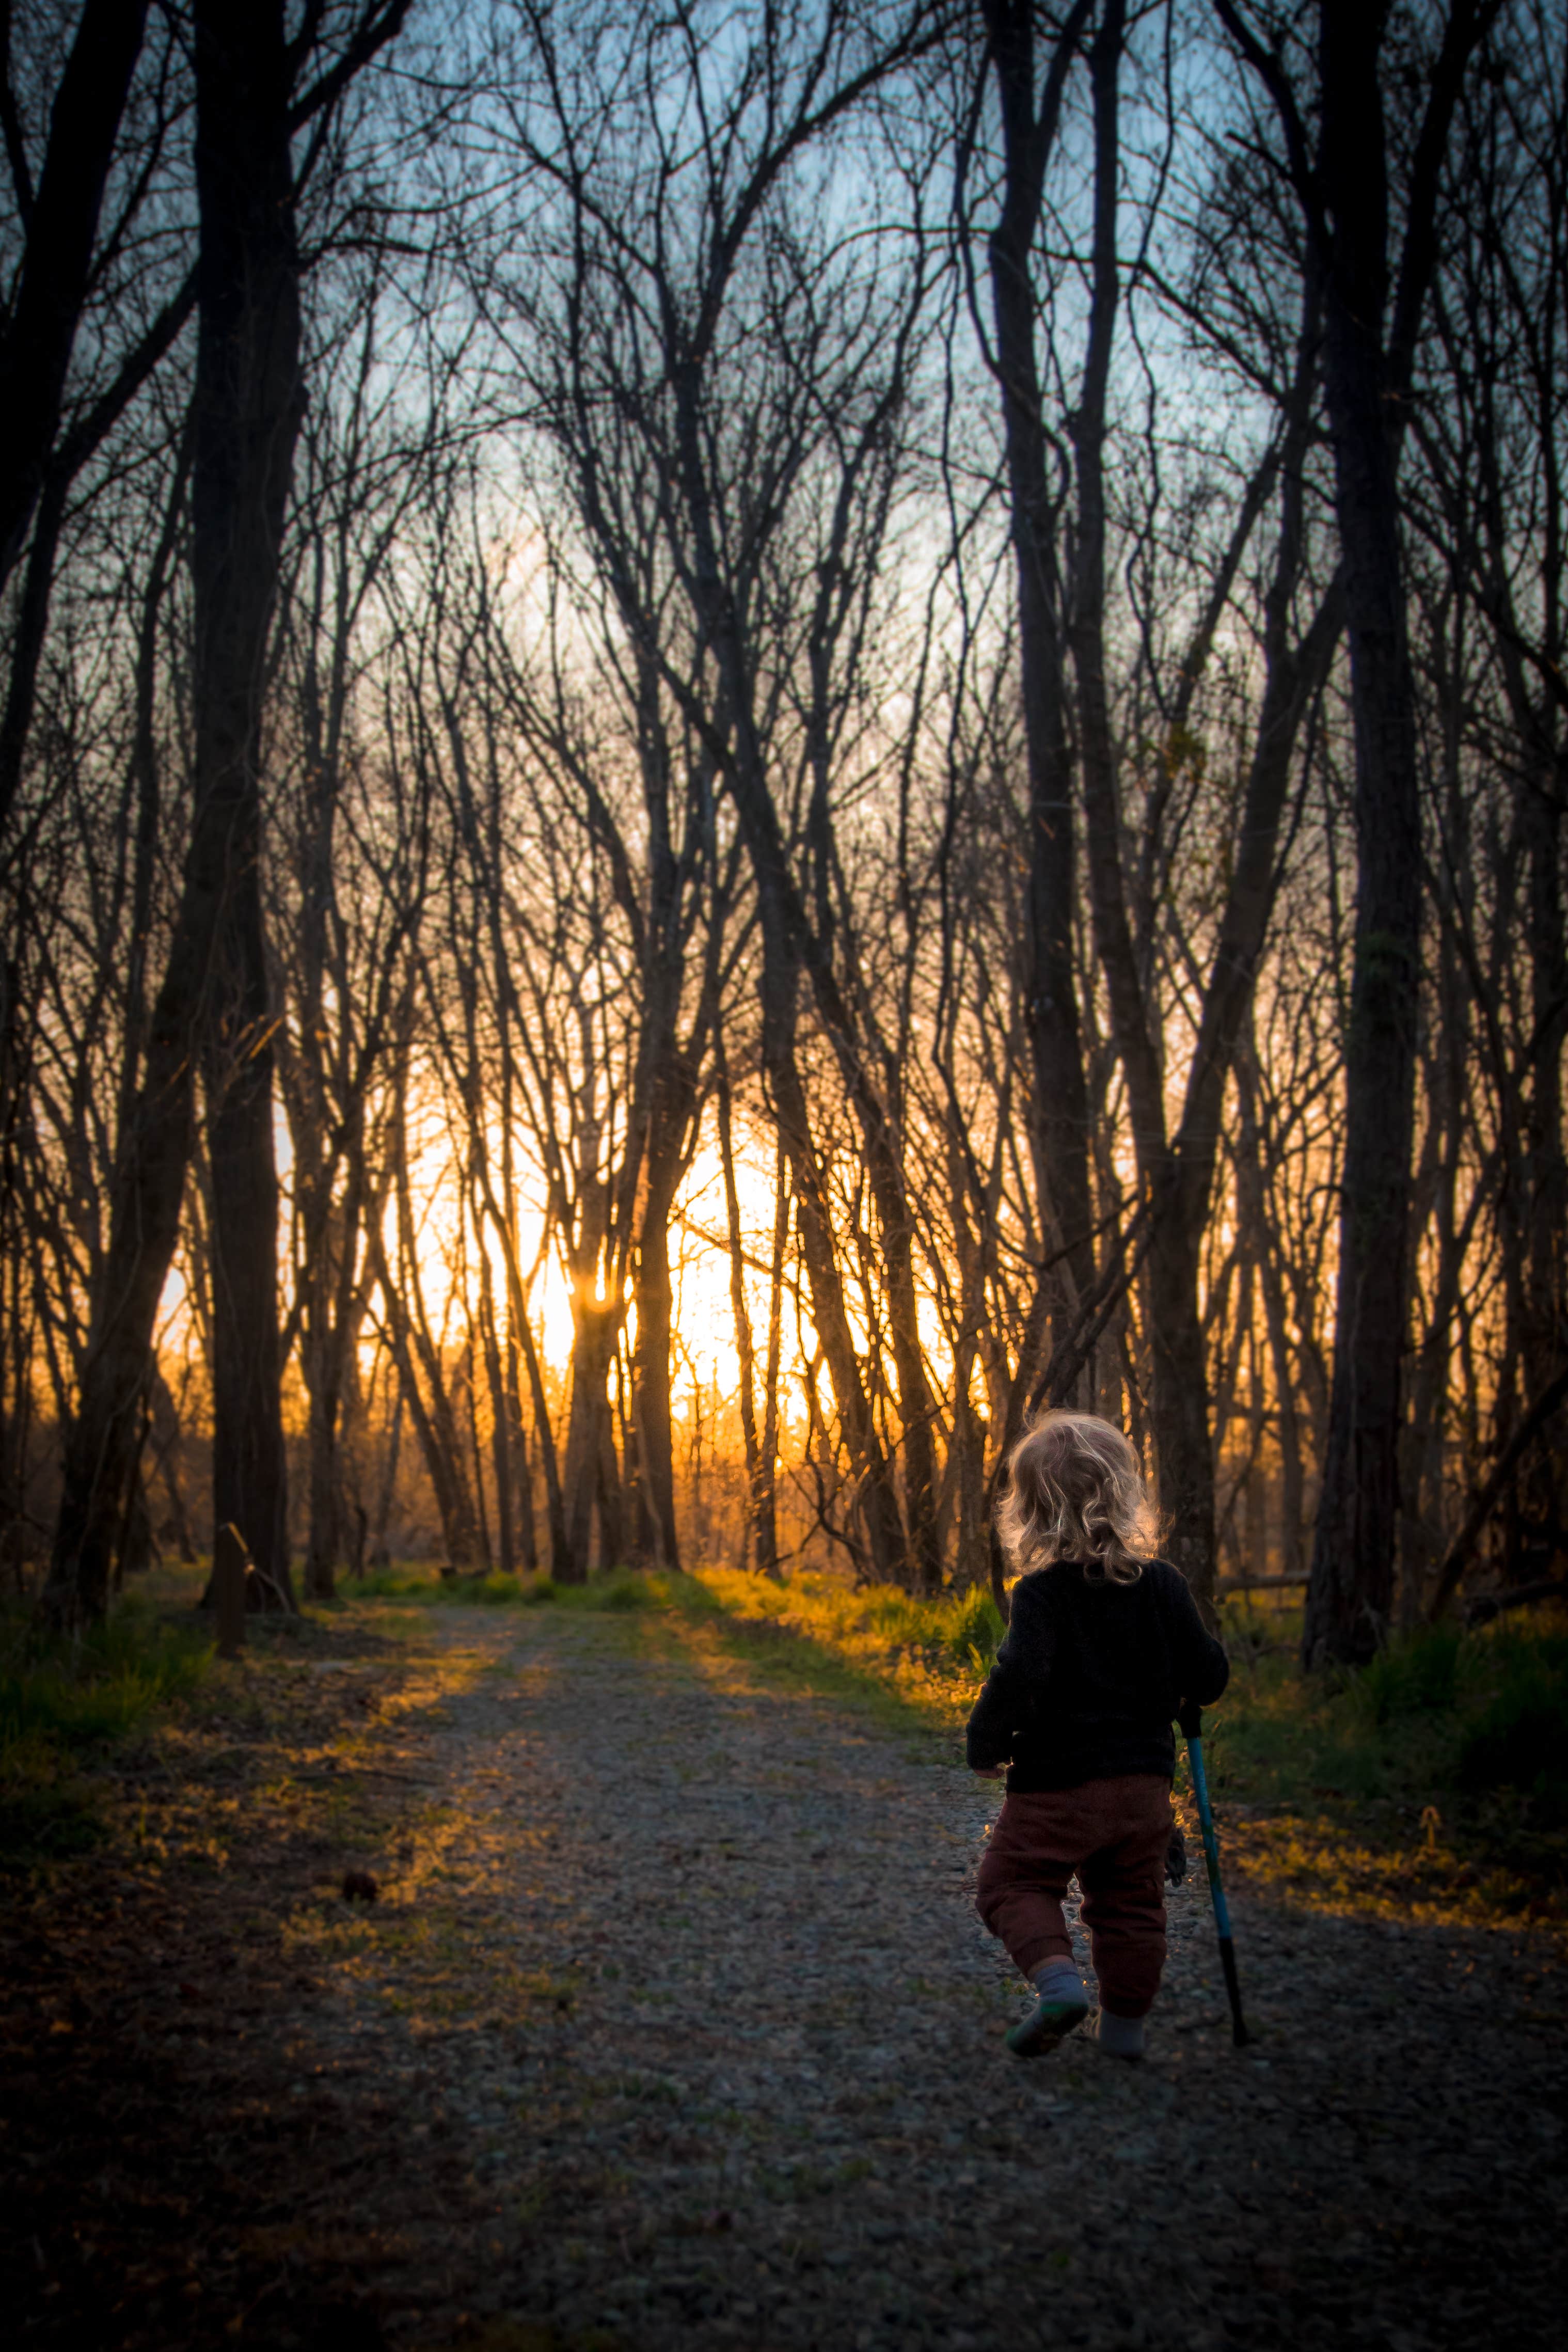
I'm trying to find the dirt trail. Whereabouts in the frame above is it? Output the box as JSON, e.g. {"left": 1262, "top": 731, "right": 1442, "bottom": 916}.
{"left": 6, "top": 1600, "right": 1566, "bottom": 2350}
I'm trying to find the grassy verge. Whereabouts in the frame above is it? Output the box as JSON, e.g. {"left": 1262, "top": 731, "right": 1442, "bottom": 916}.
{"left": 682, "top": 1565, "right": 1568, "bottom": 1932}
{"left": 1207, "top": 1601, "right": 1568, "bottom": 1928}
{"left": 18, "top": 1556, "right": 1562, "bottom": 1931}
{"left": 645, "top": 1565, "right": 985, "bottom": 1747}
{"left": 0, "top": 1596, "right": 212, "bottom": 1867}
{"left": 677, "top": 1563, "right": 1000, "bottom": 1736}
{"left": 343, "top": 1564, "right": 659, "bottom": 1613}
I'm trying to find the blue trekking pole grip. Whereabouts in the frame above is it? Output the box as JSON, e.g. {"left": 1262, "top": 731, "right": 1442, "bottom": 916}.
{"left": 1179, "top": 1701, "right": 1250, "bottom": 2048}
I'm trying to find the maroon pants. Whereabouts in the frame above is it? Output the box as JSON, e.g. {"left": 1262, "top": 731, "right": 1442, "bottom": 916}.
{"left": 974, "top": 1775, "right": 1171, "bottom": 2018}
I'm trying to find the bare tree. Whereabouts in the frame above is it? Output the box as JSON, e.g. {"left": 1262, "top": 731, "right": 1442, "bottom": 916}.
{"left": 43, "top": 0, "right": 410, "bottom": 1626}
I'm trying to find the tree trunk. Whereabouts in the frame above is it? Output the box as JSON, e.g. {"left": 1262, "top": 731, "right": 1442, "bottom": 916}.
{"left": 1234, "top": 1029, "right": 1306, "bottom": 1582}
{"left": 756, "top": 1137, "right": 788, "bottom": 1580}
{"left": 560, "top": 1298, "right": 621, "bottom": 1582}
{"left": 479, "top": 1235, "right": 515, "bottom": 1575}
{"left": 1512, "top": 754, "right": 1567, "bottom": 1575}
{"left": 303, "top": 1330, "right": 341, "bottom": 1603}
{"left": 42, "top": 0, "right": 303, "bottom": 1627}
{"left": 981, "top": 0, "right": 1100, "bottom": 1369}
{"left": 717, "top": 1059, "right": 772, "bottom": 1577}
{"left": 1304, "top": 1, "right": 1429, "bottom": 1665}
{"left": 629, "top": 1114, "right": 686, "bottom": 1570}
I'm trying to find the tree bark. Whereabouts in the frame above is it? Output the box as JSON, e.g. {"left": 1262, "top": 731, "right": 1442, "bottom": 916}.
{"left": 42, "top": 0, "right": 303, "bottom": 1627}
{"left": 1303, "top": 0, "right": 1468, "bottom": 1663}
{"left": 980, "top": 0, "right": 1099, "bottom": 1448}
{"left": 192, "top": 0, "right": 303, "bottom": 1611}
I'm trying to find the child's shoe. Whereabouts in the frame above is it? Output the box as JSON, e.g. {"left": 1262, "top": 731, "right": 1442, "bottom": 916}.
{"left": 1081, "top": 2008, "right": 1145, "bottom": 2063}
{"left": 1004, "top": 1961, "right": 1089, "bottom": 2057}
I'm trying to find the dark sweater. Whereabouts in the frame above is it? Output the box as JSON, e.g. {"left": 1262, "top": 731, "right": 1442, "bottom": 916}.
{"left": 965, "top": 1559, "right": 1229, "bottom": 1790}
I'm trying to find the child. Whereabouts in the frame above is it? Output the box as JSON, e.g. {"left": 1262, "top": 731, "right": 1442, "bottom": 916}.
{"left": 969, "top": 1409, "right": 1228, "bottom": 2061}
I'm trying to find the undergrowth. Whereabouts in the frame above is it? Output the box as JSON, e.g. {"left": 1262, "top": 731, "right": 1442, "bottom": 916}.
{"left": 1205, "top": 1611, "right": 1568, "bottom": 1821}
{"left": 689, "top": 1563, "right": 1005, "bottom": 1718}
{"left": 345, "top": 1564, "right": 658, "bottom": 1613}
{"left": 0, "top": 1598, "right": 211, "bottom": 1866}
{"left": 688, "top": 1565, "right": 1568, "bottom": 1922}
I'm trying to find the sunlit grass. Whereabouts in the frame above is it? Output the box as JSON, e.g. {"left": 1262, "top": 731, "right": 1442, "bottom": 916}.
{"left": 686, "top": 1566, "right": 1568, "bottom": 1929}
{"left": 343, "top": 1564, "right": 660, "bottom": 1612}
{"left": 687, "top": 1563, "right": 1004, "bottom": 1725}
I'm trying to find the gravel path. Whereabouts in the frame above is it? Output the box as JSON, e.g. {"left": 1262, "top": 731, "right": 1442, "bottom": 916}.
{"left": 284, "top": 1603, "right": 1564, "bottom": 2351}
{"left": 7, "top": 1598, "right": 1564, "bottom": 2350}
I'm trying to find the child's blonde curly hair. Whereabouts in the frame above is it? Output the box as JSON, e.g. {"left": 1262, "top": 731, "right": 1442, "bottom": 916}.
{"left": 996, "top": 1409, "right": 1161, "bottom": 1585}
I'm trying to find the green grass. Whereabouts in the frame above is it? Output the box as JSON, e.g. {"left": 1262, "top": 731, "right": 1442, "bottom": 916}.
{"left": 688, "top": 1563, "right": 1004, "bottom": 1711}
{"left": 1206, "top": 1611, "right": 1568, "bottom": 1822}
{"left": 685, "top": 1566, "right": 1568, "bottom": 1914}
{"left": 341, "top": 1563, "right": 658, "bottom": 1613}
{"left": 0, "top": 1596, "right": 212, "bottom": 1867}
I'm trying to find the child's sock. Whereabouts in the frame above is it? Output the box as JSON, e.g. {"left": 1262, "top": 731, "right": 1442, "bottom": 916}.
{"left": 1094, "top": 2009, "right": 1146, "bottom": 2059}
{"left": 1031, "top": 1958, "right": 1087, "bottom": 2004}
{"left": 1006, "top": 1956, "right": 1090, "bottom": 2056}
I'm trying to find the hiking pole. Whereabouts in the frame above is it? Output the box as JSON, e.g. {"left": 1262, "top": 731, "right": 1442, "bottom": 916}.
{"left": 1178, "top": 1701, "right": 1249, "bottom": 2048}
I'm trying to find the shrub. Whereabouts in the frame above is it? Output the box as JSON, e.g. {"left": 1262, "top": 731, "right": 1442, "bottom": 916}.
{"left": 437, "top": 1571, "right": 535, "bottom": 1607}
{"left": 0, "top": 1603, "right": 209, "bottom": 1751}
{"left": 1456, "top": 1632, "right": 1568, "bottom": 1811}
{"left": 944, "top": 1585, "right": 1005, "bottom": 1669}
{"left": 1357, "top": 1625, "right": 1461, "bottom": 1724}
{"left": 597, "top": 1576, "right": 650, "bottom": 1611}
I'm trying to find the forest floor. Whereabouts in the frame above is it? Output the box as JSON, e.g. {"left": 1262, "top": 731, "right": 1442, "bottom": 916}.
{"left": 3, "top": 1583, "right": 1566, "bottom": 2352}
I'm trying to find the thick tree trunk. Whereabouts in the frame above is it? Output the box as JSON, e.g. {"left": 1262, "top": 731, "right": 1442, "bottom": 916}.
{"left": 42, "top": 0, "right": 302, "bottom": 1627}
{"left": 1304, "top": 2, "right": 1427, "bottom": 1666}
{"left": 1512, "top": 762, "right": 1567, "bottom": 1575}
{"left": 191, "top": 0, "right": 302, "bottom": 1611}
{"left": 560, "top": 1299, "right": 622, "bottom": 1582}
{"left": 205, "top": 939, "right": 291, "bottom": 1601}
